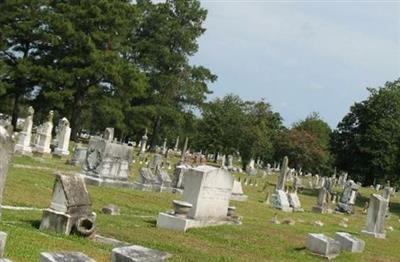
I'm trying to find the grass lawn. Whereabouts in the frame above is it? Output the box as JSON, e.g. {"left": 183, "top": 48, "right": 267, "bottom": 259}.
{"left": 1, "top": 153, "right": 399, "bottom": 261}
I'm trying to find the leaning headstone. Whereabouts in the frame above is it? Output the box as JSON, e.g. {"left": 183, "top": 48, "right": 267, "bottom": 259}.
{"left": 335, "top": 232, "right": 365, "bottom": 253}
{"left": 306, "top": 233, "right": 340, "bottom": 259}
{"left": 111, "top": 245, "right": 170, "bottom": 262}
{"left": 40, "top": 173, "right": 96, "bottom": 237}
{"left": 34, "top": 110, "right": 54, "bottom": 155}
{"left": 103, "top": 127, "right": 114, "bottom": 142}
{"left": 53, "top": 117, "right": 71, "bottom": 158}
{"left": 287, "top": 192, "right": 303, "bottom": 212}
{"left": 361, "top": 194, "right": 388, "bottom": 238}
{"left": 139, "top": 129, "right": 148, "bottom": 154}
{"left": 157, "top": 165, "right": 238, "bottom": 232}
{"left": 40, "top": 252, "right": 95, "bottom": 262}
{"left": 0, "top": 126, "right": 13, "bottom": 219}
{"left": 270, "top": 156, "right": 292, "bottom": 212}
{"left": 312, "top": 187, "right": 332, "bottom": 214}
{"left": 14, "top": 106, "right": 34, "bottom": 155}
{"left": 336, "top": 180, "right": 359, "bottom": 214}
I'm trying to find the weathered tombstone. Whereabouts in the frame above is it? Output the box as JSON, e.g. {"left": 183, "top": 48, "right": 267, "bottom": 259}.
{"left": 180, "top": 137, "right": 189, "bottom": 164}
{"left": 157, "top": 165, "right": 238, "bottom": 232}
{"left": 246, "top": 159, "right": 257, "bottom": 175}
{"left": 361, "top": 194, "right": 388, "bottom": 238}
{"left": 111, "top": 245, "right": 170, "bottom": 262}
{"left": 335, "top": 232, "right": 365, "bottom": 253}
{"left": 40, "top": 252, "right": 95, "bottom": 262}
{"left": 139, "top": 129, "right": 148, "bottom": 154}
{"left": 288, "top": 192, "right": 303, "bottom": 212}
{"left": 231, "top": 180, "right": 248, "bottom": 201}
{"left": 40, "top": 173, "right": 96, "bottom": 237}
{"left": 270, "top": 156, "right": 292, "bottom": 212}
{"left": 161, "top": 138, "right": 167, "bottom": 155}
{"left": 14, "top": 106, "right": 34, "bottom": 155}
{"left": 312, "top": 187, "right": 332, "bottom": 214}
{"left": 34, "top": 110, "right": 54, "bottom": 155}
{"left": 306, "top": 233, "right": 341, "bottom": 259}
{"left": 227, "top": 155, "right": 233, "bottom": 170}
{"left": 0, "top": 126, "right": 13, "bottom": 219}
{"left": 336, "top": 179, "right": 359, "bottom": 214}
{"left": 138, "top": 167, "right": 156, "bottom": 186}
{"left": 171, "top": 165, "right": 188, "bottom": 190}
{"left": 103, "top": 127, "right": 114, "bottom": 142}
{"left": 68, "top": 144, "right": 87, "bottom": 166}
{"left": 173, "top": 136, "right": 179, "bottom": 152}
{"left": 220, "top": 155, "right": 226, "bottom": 169}
{"left": 382, "top": 181, "right": 394, "bottom": 216}
{"left": 53, "top": 117, "right": 71, "bottom": 158}
{"left": 81, "top": 136, "right": 132, "bottom": 183}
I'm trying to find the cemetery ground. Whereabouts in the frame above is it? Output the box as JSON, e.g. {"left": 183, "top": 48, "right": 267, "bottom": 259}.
{"left": 1, "top": 154, "right": 400, "bottom": 262}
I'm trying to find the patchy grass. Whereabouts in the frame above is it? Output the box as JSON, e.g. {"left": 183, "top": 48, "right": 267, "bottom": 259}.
{"left": 1, "top": 154, "right": 400, "bottom": 261}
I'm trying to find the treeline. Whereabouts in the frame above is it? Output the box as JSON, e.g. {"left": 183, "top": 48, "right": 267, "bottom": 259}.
{"left": 1, "top": 1, "right": 399, "bottom": 185}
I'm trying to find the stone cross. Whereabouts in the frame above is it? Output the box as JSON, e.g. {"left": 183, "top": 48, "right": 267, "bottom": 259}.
{"left": 276, "top": 156, "right": 288, "bottom": 191}
{"left": 0, "top": 126, "right": 13, "bottom": 219}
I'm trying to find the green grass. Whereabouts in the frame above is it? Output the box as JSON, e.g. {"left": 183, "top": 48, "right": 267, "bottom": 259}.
{"left": 1, "top": 154, "right": 400, "bottom": 261}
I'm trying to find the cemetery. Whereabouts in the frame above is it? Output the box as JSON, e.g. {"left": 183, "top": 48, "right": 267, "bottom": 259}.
{"left": 0, "top": 0, "right": 399, "bottom": 261}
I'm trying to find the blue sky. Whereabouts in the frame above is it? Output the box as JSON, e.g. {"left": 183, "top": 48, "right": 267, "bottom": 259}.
{"left": 190, "top": 0, "right": 400, "bottom": 127}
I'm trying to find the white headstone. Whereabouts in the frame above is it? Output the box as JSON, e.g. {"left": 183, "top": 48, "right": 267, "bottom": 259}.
{"left": 34, "top": 110, "right": 53, "bottom": 154}
{"left": 54, "top": 117, "right": 71, "bottom": 157}
{"left": 14, "top": 106, "right": 34, "bottom": 155}
{"left": 362, "top": 194, "right": 388, "bottom": 238}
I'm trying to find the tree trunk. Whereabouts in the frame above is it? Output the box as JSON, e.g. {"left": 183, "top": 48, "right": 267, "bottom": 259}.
{"left": 149, "top": 115, "right": 162, "bottom": 151}
{"left": 70, "top": 92, "right": 84, "bottom": 141}
{"left": 11, "top": 93, "right": 20, "bottom": 131}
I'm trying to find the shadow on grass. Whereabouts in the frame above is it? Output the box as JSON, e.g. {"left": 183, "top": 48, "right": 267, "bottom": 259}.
{"left": 27, "top": 219, "right": 41, "bottom": 229}
{"left": 294, "top": 246, "right": 306, "bottom": 251}
{"left": 143, "top": 219, "right": 157, "bottom": 227}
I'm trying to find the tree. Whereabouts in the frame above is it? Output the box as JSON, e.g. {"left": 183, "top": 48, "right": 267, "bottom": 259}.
{"left": 131, "top": 0, "right": 216, "bottom": 148}
{"left": 35, "top": 0, "right": 146, "bottom": 140}
{"left": 332, "top": 79, "right": 400, "bottom": 185}
{"left": 275, "top": 113, "right": 332, "bottom": 174}
{"left": 0, "top": 0, "right": 48, "bottom": 129}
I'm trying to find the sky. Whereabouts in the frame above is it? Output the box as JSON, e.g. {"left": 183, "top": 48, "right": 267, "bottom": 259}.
{"left": 190, "top": 0, "right": 400, "bottom": 127}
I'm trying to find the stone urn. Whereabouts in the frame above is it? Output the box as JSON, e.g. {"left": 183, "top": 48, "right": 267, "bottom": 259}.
{"left": 172, "top": 200, "right": 192, "bottom": 217}
{"left": 227, "top": 206, "right": 236, "bottom": 217}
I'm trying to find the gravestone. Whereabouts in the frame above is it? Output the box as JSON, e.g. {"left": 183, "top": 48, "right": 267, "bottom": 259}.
{"left": 104, "top": 127, "right": 114, "bottom": 142}
{"left": 336, "top": 179, "right": 359, "bottom": 214}
{"left": 335, "top": 232, "right": 365, "bottom": 253}
{"left": 312, "top": 187, "right": 332, "bottom": 214}
{"left": 34, "top": 110, "right": 54, "bottom": 155}
{"left": 161, "top": 138, "right": 167, "bottom": 155}
{"left": 40, "top": 173, "right": 96, "bottom": 236}
{"left": 81, "top": 136, "right": 132, "bottom": 182}
{"left": 288, "top": 192, "right": 303, "bottom": 212}
{"left": 40, "top": 252, "right": 95, "bottom": 262}
{"left": 68, "top": 145, "right": 87, "bottom": 166}
{"left": 361, "top": 194, "right": 388, "bottom": 238}
{"left": 0, "top": 126, "right": 13, "bottom": 219}
{"left": 14, "top": 106, "right": 34, "bottom": 155}
{"left": 111, "top": 245, "right": 170, "bottom": 262}
{"left": 171, "top": 164, "right": 188, "bottom": 190}
{"left": 231, "top": 180, "right": 248, "bottom": 201}
{"left": 246, "top": 159, "right": 257, "bottom": 175}
{"left": 227, "top": 155, "right": 233, "bottom": 170}
{"left": 139, "top": 129, "right": 148, "bottom": 154}
{"left": 53, "top": 117, "right": 71, "bottom": 158}
{"left": 157, "top": 165, "right": 237, "bottom": 232}
{"left": 173, "top": 136, "right": 179, "bottom": 151}
{"left": 271, "top": 156, "right": 292, "bottom": 212}
{"left": 306, "top": 233, "right": 340, "bottom": 259}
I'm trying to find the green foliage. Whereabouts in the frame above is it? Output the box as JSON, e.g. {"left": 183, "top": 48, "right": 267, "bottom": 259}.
{"left": 332, "top": 79, "right": 400, "bottom": 185}
{"left": 275, "top": 113, "right": 332, "bottom": 174}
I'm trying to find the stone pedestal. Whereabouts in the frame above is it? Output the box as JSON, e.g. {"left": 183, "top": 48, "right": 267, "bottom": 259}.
{"left": 306, "top": 233, "right": 341, "bottom": 259}
{"left": 40, "top": 252, "right": 95, "bottom": 262}
{"left": 111, "top": 245, "right": 170, "bottom": 262}
{"left": 39, "top": 208, "right": 73, "bottom": 235}
{"left": 335, "top": 232, "right": 365, "bottom": 253}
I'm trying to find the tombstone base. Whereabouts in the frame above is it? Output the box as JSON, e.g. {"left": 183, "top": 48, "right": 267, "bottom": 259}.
{"left": 39, "top": 208, "right": 73, "bottom": 235}
{"left": 312, "top": 206, "right": 332, "bottom": 214}
{"left": 53, "top": 149, "right": 70, "bottom": 159}
{"left": 33, "top": 151, "right": 52, "bottom": 158}
{"left": 361, "top": 229, "right": 386, "bottom": 239}
{"left": 14, "top": 144, "right": 32, "bottom": 156}
{"left": 230, "top": 194, "right": 248, "bottom": 202}
{"left": 111, "top": 245, "right": 171, "bottom": 262}
{"left": 40, "top": 252, "right": 95, "bottom": 262}
{"left": 156, "top": 212, "right": 241, "bottom": 232}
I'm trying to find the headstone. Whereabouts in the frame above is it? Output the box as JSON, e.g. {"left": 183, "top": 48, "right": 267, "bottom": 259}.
{"left": 276, "top": 156, "right": 288, "bottom": 191}
{"left": 180, "top": 137, "right": 188, "bottom": 163}
{"left": 336, "top": 179, "right": 359, "bottom": 214}
{"left": 14, "top": 106, "right": 34, "bottom": 155}
{"left": 82, "top": 136, "right": 132, "bottom": 181}
{"left": 34, "top": 110, "right": 54, "bottom": 155}
{"left": 68, "top": 145, "right": 87, "bottom": 166}
{"left": 312, "top": 187, "right": 332, "bottom": 214}
{"left": 227, "top": 155, "right": 233, "bottom": 169}
{"left": 287, "top": 192, "right": 303, "bottom": 212}
{"left": 161, "top": 138, "right": 167, "bottom": 155}
{"left": 53, "top": 117, "right": 71, "bottom": 157}
{"left": 173, "top": 136, "right": 179, "bottom": 151}
{"left": 246, "top": 159, "right": 257, "bottom": 175}
{"left": 231, "top": 180, "right": 248, "bottom": 201}
{"left": 139, "top": 129, "right": 148, "bottom": 154}
{"left": 39, "top": 173, "right": 96, "bottom": 236}
{"left": 103, "top": 127, "right": 114, "bottom": 142}
{"left": 111, "top": 245, "right": 170, "bottom": 262}
{"left": 361, "top": 194, "right": 388, "bottom": 238}
{"left": 40, "top": 252, "right": 95, "bottom": 262}
{"left": 335, "top": 232, "right": 365, "bottom": 253}
{"left": 306, "top": 233, "right": 340, "bottom": 259}
{"left": 0, "top": 126, "right": 13, "bottom": 219}
{"left": 157, "top": 165, "right": 237, "bottom": 231}
{"left": 220, "top": 155, "right": 226, "bottom": 168}
{"left": 271, "top": 156, "right": 292, "bottom": 212}
{"left": 171, "top": 165, "right": 188, "bottom": 189}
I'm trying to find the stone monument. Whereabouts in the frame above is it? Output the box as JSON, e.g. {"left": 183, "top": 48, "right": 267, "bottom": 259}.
{"left": 361, "top": 194, "right": 388, "bottom": 238}
{"left": 0, "top": 126, "right": 13, "bottom": 219}
{"left": 34, "top": 110, "right": 54, "bottom": 155}
{"left": 336, "top": 179, "right": 359, "bottom": 214}
{"left": 14, "top": 106, "right": 34, "bottom": 155}
{"left": 53, "top": 117, "right": 71, "bottom": 158}
{"left": 157, "top": 165, "right": 239, "bottom": 232}
{"left": 270, "top": 156, "right": 292, "bottom": 212}
{"left": 139, "top": 129, "right": 148, "bottom": 154}
{"left": 306, "top": 233, "right": 341, "bottom": 259}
